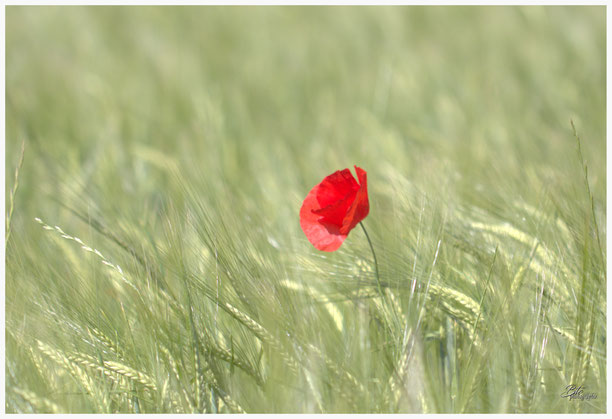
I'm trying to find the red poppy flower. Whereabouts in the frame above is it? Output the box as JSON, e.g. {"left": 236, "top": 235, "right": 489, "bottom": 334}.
{"left": 300, "top": 166, "right": 370, "bottom": 252}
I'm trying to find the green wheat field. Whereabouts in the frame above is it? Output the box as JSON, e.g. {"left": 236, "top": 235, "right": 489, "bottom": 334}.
{"left": 5, "top": 6, "right": 606, "bottom": 413}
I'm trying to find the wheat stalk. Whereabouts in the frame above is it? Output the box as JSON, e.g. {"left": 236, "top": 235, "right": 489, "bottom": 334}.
{"left": 12, "top": 387, "right": 61, "bottom": 414}
{"left": 159, "top": 345, "right": 193, "bottom": 412}
{"left": 89, "top": 327, "right": 124, "bottom": 359}
{"left": 197, "top": 331, "right": 264, "bottom": 386}
{"left": 38, "top": 340, "right": 156, "bottom": 391}
{"left": 34, "top": 217, "right": 140, "bottom": 295}
{"left": 6, "top": 140, "right": 25, "bottom": 246}
{"left": 223, "top": 302, "right": 300, "bottom": 375}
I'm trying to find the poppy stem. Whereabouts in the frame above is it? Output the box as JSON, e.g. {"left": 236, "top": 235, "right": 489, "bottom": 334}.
{"left": 359, "top": 221, "right": 383, "bottom": 300}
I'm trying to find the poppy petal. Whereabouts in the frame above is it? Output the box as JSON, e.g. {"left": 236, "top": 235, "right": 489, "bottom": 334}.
{"left": 300, "top": 184, "right": 348, "bottom": 252}
{"left": 315, "top": 169, "right": 360, "bottom": 209}
{"left": 312, "top": 193, "right": 356, "bottom": 227}
{"left": 340, "top": 166, "right": 369, "bottom": 235}
{"left": 300, "top": 166, "right": 369, "bottom": 252}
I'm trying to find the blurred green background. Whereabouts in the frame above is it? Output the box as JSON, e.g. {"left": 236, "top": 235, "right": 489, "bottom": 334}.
{"left": 6, "top": 6, "right": 605, "bottom": 209}
{"left": 6, "top": 6, "right": 606, "bottom": 413}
